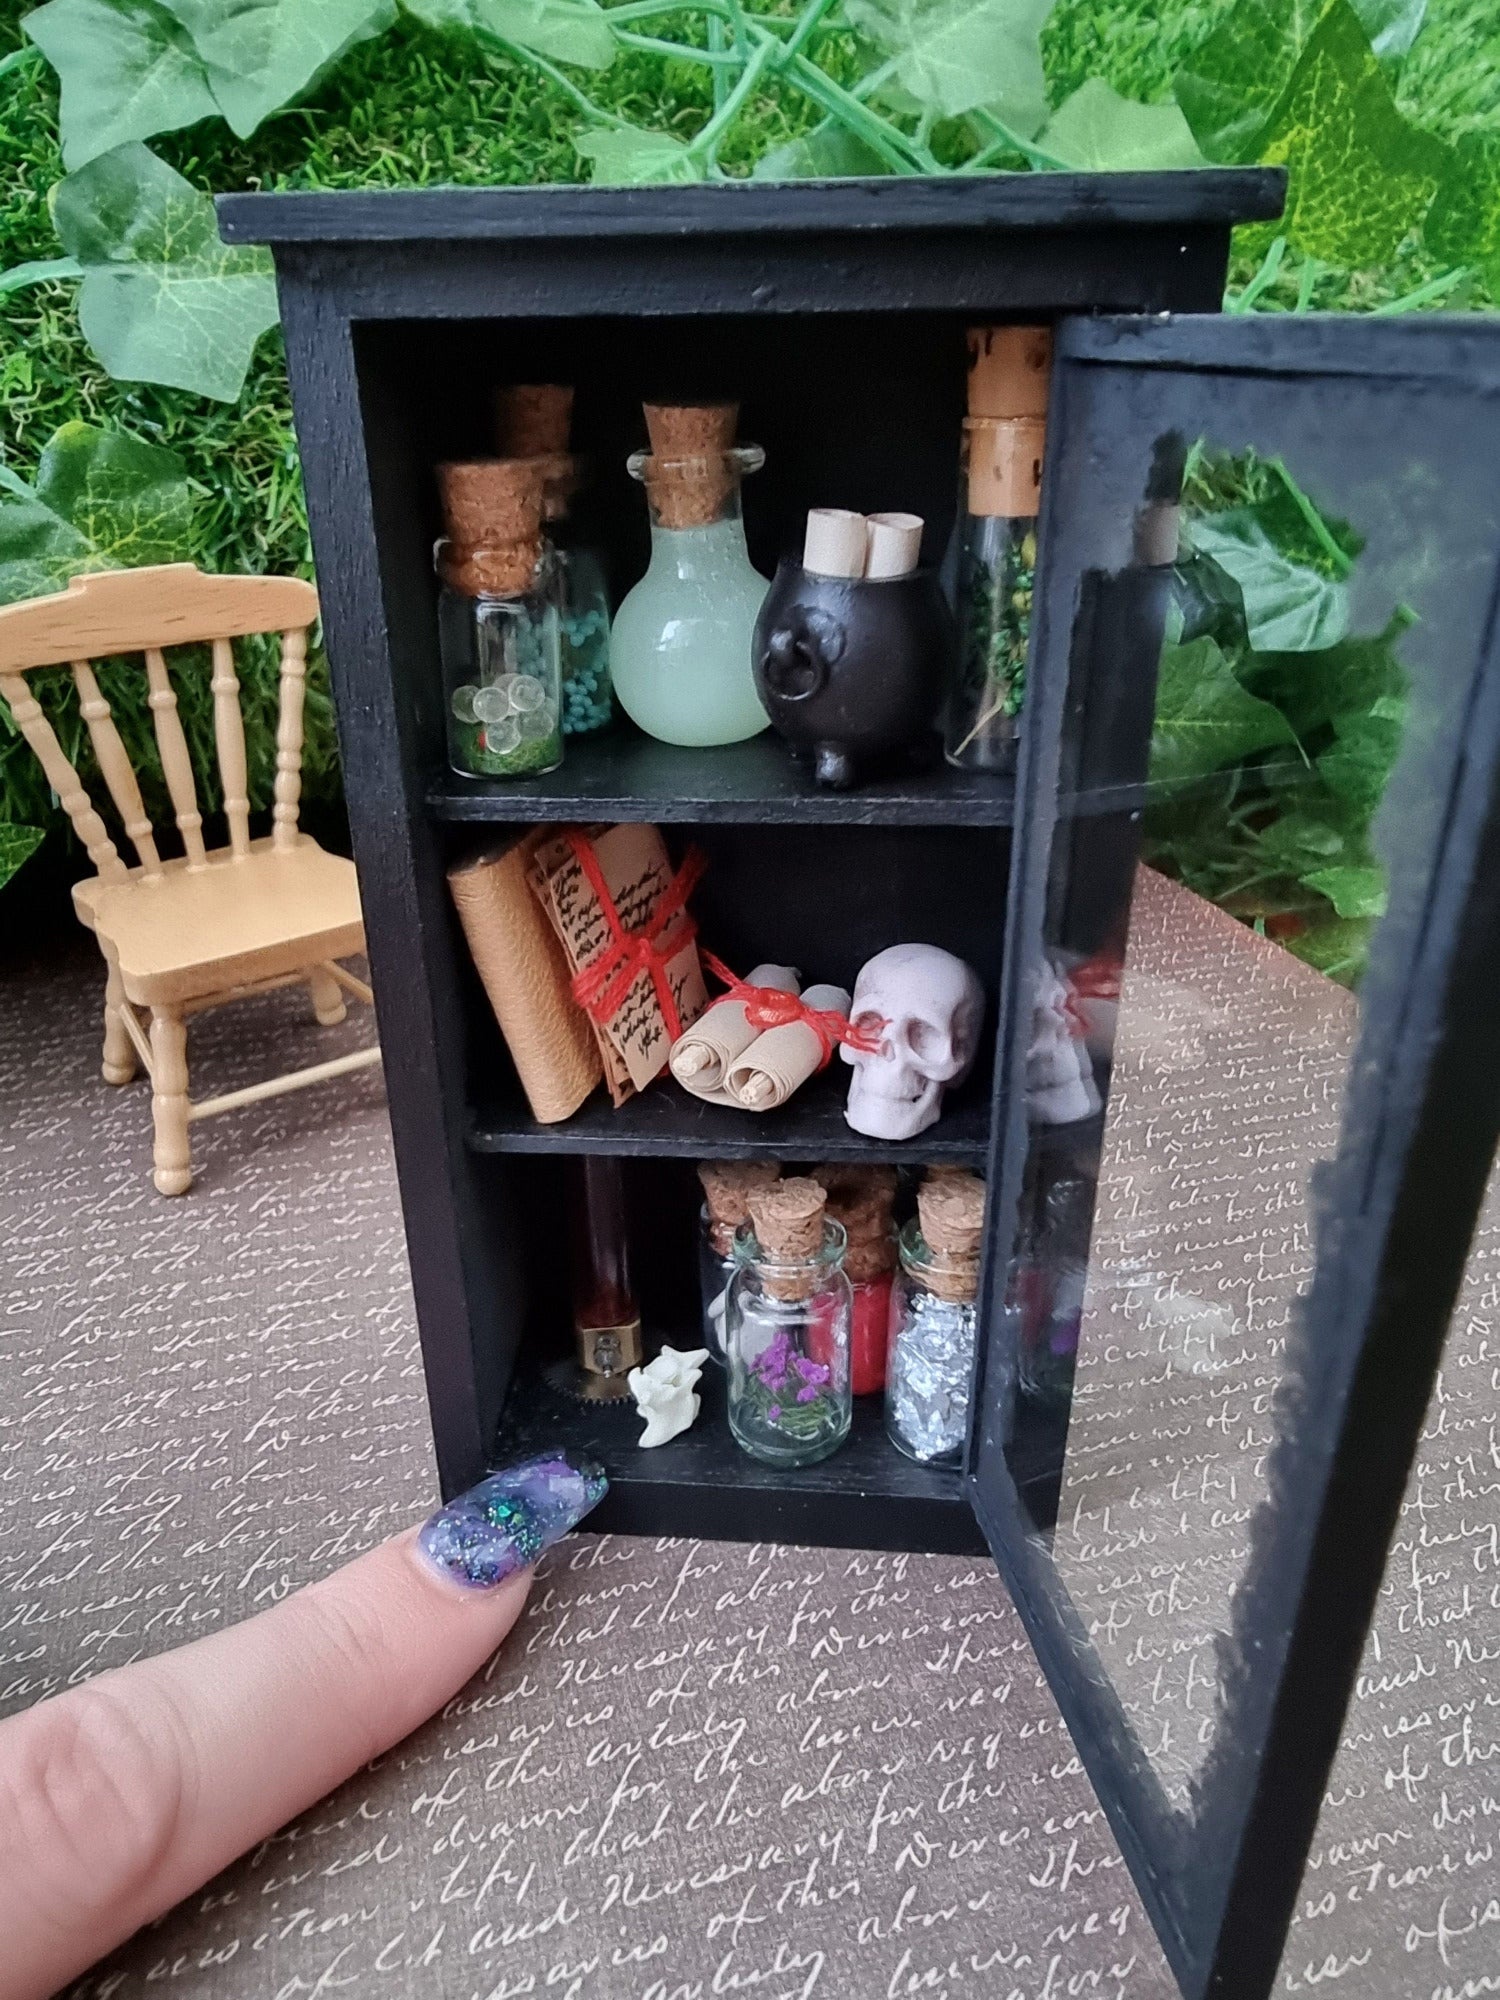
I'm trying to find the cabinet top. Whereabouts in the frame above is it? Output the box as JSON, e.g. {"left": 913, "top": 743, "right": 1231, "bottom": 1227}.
{"left": 217, "top": 170, "right": 1285, "bottom": 247}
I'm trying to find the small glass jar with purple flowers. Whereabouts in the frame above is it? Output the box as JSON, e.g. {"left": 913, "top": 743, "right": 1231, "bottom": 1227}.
{"left": 724, "top": 1186, "right": 852, "bottom": 1469}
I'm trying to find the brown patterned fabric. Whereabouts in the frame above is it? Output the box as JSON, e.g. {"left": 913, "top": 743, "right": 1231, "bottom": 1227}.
{"left": 1, "top": 904, "right": 1497, "bottom": 1999}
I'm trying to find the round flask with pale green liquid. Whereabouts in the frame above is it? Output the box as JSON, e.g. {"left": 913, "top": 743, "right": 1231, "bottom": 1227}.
{"left": 609, "top": 443, "right": 771, "bottom": 747}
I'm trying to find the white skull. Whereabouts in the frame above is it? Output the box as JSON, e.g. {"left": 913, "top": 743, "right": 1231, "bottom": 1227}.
{"left": 841, "top": 944, "right": 985, "bottom": 1141}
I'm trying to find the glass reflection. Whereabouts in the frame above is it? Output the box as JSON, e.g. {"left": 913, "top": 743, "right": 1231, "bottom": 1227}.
{"left": 1008, "top": 437, "right": 1412, "bottom": 1803}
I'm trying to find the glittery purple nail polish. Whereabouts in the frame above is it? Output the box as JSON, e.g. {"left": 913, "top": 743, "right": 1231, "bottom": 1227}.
{"left": 417, "top": 1451, "right": 608, "bottom": 1588}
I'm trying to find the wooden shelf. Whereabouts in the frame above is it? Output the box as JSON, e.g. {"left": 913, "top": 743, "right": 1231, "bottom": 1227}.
{"left": 467, "top": 1063, "right": 995, "bottom": 1166}
{"left": 494, "top": 1363, "right": 986, "bottom": 1555}
{"left": 427, "top": 729, "right": 1016, "bottom": 829}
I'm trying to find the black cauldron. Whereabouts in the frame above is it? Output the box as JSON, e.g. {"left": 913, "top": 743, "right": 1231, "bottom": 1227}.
{"left": 752, "top": 560, "right": 956, "bottom": 789}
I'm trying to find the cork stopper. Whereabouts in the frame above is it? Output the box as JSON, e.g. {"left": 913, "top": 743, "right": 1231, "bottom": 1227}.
{"left": 638, "top": 402, "right": 740, "bottom": 529}
{"left": 967, "top": 326, "right": 1052, "bottom": 420}
{"left": 747, "top": 1175, "right": 825, "bottom": 1258}
{"left": 965, "top": 417, "right": 1045, "bottom": 520}
{"left": 700, "top": 1159, "right": 780, "bottom": 1256}
{"left": 814, "top": 1164, "right": 897, "bottom": 1282}
{"left": 495, "top": 383, "right": 573, "bottom": 457}
{"left": 437, "top": 458, "right": 547, "bottom": 595}
{"left": 916, "top": 1172, "right": 985, "bottom": 1303}
{"left": 746, "top": 1175, "right": 832, "bottom": 1300}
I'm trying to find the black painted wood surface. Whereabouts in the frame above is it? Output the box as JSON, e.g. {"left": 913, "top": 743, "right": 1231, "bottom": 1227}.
{"left": 232, "top": 174, "right": 1281, "bottom": 1545}
{"left": 220, "top": 171, "right": 1286, "bottom": 244}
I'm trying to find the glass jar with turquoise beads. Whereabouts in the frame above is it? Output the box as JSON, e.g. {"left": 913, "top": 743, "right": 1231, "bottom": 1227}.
{"left": 544, "top": 469, "right": 614, "bottom": 738}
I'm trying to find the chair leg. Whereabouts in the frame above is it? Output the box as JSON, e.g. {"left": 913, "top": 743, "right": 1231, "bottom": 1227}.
{"left": 149, "top": 1007, "right": 193, "bottom": 1196}
{"left": 308, "top": 964, "right": 347, "bottom": 1027}
{"left": 102, "top": 960, "right": 137, "bottom": 1086}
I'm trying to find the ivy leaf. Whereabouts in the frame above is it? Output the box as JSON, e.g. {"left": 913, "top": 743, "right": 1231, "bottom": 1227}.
{"left": 1355, "top": 0, "right": 1427, "bottom": 59}
{"left": 1174, "top": 0, "right": 1325, "bottom": 164}
{"left": 0, "top": 823, "right": 47, "bottom": 891}
{"left": 1174, "top": 0, "right": 1428, "bottom": 165}
{"left": 0, "top": 421, "right": 194, "bottom": 605}
{"left": 1035, "top": 79, "right": 1208, "bottom": 172}
{"left": 402, "top": 0, "right": 614, "bottom": 67}
{"left": 1252, "top": 807, "right": 1351, "bottom": 874}
{"left": 51, "top": 144, "right": 279, "bottom": 402}
{"left": 1149, "top": 635, "right": 1296, "bottom": 788}
{"left": 1285, "top": 912, "right": 1376, "bottom": 984}
{"left": 1250, "top": 0, "right": 1449, "bottom": 266}
{"left": 1185, "top": 510, "right": 1348, "bottom": 652}
{"left": 1424, "top": 129, "right": 1500, "bottom": 283}
{"left": 575, "top": 126, "right": 705, "bottom": 184}
{"left": 841, "top": 0, "right": 1055, "bottom": 133}
{"left": 1303, "top": 863, "right": 1388, "bottom": 918}
{"left": 754, "top": 124, "right": 892, "bottom": 180}
{"left": 1317, "top": 705, "right": 1404, "bottom": 816}
{"left": 156, "top": 0, "right": 397, "bottom": 136}
{"left": 1246, "top": 620, "right": 1406, "bottom": 740}
{"left": 23, "top": 0, "right": 218, "bottom": 169}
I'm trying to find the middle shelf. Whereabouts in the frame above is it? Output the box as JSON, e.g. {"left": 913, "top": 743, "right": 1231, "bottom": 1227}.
{"left": 467, "top": 1061, "right": 995, "bottom": 1165}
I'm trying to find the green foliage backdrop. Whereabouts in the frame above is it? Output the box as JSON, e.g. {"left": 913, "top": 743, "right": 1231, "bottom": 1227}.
{"left": 1, "top": 0, "right": 1497, "bottom": 976}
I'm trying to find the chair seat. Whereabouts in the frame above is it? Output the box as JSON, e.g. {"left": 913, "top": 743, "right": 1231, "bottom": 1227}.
{"left": 74, "top": 835, "right": 365, "bottom": 1007}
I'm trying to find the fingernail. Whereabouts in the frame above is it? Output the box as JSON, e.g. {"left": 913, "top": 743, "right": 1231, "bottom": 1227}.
{"left": 417, "top": 1451, "right": 608, "bottom": 1589}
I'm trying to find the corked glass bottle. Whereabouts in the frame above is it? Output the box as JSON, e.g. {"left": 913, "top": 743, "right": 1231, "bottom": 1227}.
{"left": 885, "top": 1172, "right": 985, "bottom": 1465}
{"left": 697, "top": 1159, "right": 782, "bottom": 1363}
{"left": 610, "top": 402, "right": 770, "bottom": 748}
{"left": 725, "top": 1177, "right": 852, "bottom": 1468}
{"left": 565, "top": 1157, "right": 643, "bottom": 1400}
{"left": 944, "top": 327, "right": 1051, "bottom": 774}
{"left": 495, "top": 384, "right": 614, "bottom": 738}
{"left": 436, "top": 457, "right": 563, "bottom": 780}
{"left": 813, "top": 1163, "right": 899, "bottom": 1396}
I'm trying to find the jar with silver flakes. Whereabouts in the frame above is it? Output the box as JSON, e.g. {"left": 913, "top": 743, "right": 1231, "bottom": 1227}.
{"left": 885, "top": 1171, "right": 985, "bottom": 1466}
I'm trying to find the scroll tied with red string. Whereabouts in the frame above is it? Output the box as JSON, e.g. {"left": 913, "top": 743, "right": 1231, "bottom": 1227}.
{"left": 700, "top": 952, "right": 884, "bottom": 1068}
{"left": 530, "top": 823, "right": 708, "bottom": 1105}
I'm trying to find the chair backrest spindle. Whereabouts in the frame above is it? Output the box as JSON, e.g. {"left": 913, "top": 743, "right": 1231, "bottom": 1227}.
{"left": 71, "top": 659, "right": 162, "bottom": 876}
{"left": 0, "top": 668, "right": 127, "bottom": 880}
{"left": 0, "top": 565, "right": 319, "bottom": 882}
{"left": 211, "top": 637, "right": 251, "bottom": 860}
{"left": 145, "top": 648, "right": 209, "bottom": 870}
{"left": 271, "top": 626, "right": 308, "bottom": 852}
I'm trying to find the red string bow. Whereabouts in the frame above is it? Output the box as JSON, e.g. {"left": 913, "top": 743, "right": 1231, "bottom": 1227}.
{"left": 567, "top": 834, "right": 707, "bottom": 1044}
{"left": 701, "top": 951, "right": 886, "bottom": 1071}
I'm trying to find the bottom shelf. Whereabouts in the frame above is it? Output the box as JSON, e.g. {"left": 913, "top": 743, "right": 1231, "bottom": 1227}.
{"left": 493, "top": 1361, "right": 988, "bottom": 1556}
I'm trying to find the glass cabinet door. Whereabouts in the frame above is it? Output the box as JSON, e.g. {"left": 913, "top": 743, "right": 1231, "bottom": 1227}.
{"left": 970, "top": 315, "right": 1500, "bottom": 2000}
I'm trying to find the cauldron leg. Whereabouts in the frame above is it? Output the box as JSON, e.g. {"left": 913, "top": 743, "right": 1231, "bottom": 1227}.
{"left": 813, "top": 741, "right": 855, "bottom": 790}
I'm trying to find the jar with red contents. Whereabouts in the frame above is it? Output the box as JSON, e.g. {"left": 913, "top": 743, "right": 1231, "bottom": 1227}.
{"left": 814, "top": 1164, "right": 899, "bottom": 1396}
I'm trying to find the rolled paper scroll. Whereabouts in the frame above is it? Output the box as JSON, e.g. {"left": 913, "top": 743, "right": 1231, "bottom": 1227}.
{"left": 726, "top": 983, "right": 852, "bottom": 1112}
{"left": 864, "top": 512, "right": 923, "bottom": 579}
{"left": 803, "top": 507, "right": 868, "bottom": 579}
{"left": 670, "top": 963, "right": 800, "bottom": 1102}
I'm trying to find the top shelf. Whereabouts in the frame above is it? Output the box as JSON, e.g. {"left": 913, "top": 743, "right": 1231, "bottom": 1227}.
{"left": 219, "top": 172, "right": 1289, "bottom": 247}
{"left": 427, "top": 730, "right": 1017, "bottom": 828}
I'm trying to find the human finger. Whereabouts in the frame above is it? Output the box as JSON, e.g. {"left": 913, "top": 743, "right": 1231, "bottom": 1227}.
{"left": 0, "top": 1450, "right": 607, "bottom": 2000}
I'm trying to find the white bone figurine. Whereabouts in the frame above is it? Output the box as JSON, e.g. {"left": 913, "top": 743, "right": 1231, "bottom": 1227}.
{"left": 628, "top": 1344, "right": 710, "bottom": 1448}
{"left": 841, "top": 944, "right": 985, "bottom": 1140}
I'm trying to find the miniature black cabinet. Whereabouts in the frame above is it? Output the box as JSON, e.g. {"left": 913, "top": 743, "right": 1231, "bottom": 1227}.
{"left": 221, "top": 178, "right": 1500, "bottom": 1998}
{"left": 217, "top": 173, "right": 1282, "bottom": 1552}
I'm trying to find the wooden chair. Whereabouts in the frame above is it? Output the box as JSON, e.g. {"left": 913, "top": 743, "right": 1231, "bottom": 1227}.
{"left": 0, "top": 563, "right": 381, "bottom": 1194}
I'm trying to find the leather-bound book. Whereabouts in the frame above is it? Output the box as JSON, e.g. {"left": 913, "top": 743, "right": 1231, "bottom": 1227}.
{"left": 447, "top": 830, "right": 602, "bottom": 1123}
